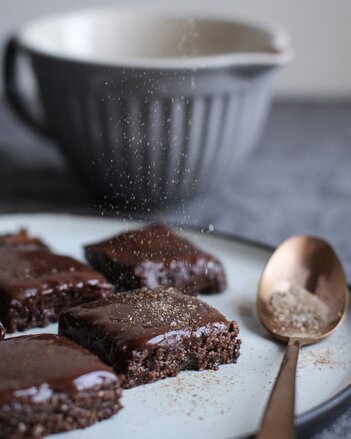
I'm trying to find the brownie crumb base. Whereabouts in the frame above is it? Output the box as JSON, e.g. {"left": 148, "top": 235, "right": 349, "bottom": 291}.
{"left": 2, "top": 284, "right": 113, "bottom": 334}
{"left": 0, "top": 383, "right": 122, "bottom": 438}
{"left": 121, "top": 322, "right": 241, "bottom": 388}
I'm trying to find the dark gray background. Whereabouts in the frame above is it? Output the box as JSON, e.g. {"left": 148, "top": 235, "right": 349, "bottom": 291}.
{"left": 1, "top": 99, "right": 350, "bottom": 438}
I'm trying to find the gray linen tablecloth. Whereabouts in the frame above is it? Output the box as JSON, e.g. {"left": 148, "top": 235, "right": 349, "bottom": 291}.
{"left": 0, "top": 98, "right": 350, "bottom": 437}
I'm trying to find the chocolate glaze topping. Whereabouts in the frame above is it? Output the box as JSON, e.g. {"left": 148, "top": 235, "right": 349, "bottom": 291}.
{"left": 87, "top": 224, "right": 212, "bottom": 265}
{"left": 85, "top": 224, "right": 227, "bottom": 294}
{"left": 60, "top": 287, "right": 228, "bottom": 353}
{"left": 0, "top": 246, "right": 112, "bottom": 305}
{"left": 0, "top": 334, "right": 117, "bottom": 404}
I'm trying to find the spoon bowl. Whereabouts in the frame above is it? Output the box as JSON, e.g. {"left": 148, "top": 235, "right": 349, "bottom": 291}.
{"left": 257, "top": 235, "right": 348, "bottom": 344}
{"left": 256, "top": 235, "right": 349, "bottom": 439}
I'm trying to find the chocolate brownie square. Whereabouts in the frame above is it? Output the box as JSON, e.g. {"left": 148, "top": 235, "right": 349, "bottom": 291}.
{"left": 84, "top": 224, "right": 226, "bottom": 295}
{"left": 59, "top": 287, "right": 241, "bottom": 388}
{"left": 0, "top": 334, "right": 122, "bottom": 438}
{"left": 0, "top": 233, "right": 114, "bottom": 333}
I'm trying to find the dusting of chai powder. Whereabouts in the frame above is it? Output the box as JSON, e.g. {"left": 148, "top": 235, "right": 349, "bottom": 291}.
{"left": 269, "top": 284, "right": 329, "bottom": 337}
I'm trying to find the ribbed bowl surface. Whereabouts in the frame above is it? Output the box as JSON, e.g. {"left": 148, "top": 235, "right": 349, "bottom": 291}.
{"left": 35, "top": 61, "right": 273, "bottom": 209}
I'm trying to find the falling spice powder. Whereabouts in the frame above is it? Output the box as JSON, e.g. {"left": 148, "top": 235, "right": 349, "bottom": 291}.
{"left": 269, "top": 284, "right": 329, "bottom": 337}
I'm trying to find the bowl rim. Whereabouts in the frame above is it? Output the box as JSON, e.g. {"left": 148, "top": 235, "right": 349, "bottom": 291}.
{"left": 16, "top": 5, "right": 293, "bottom": 70}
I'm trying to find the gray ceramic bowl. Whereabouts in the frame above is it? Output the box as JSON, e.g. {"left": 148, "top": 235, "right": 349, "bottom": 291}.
{"left": 4, "top": 7, "right": 292, "bottom": 210}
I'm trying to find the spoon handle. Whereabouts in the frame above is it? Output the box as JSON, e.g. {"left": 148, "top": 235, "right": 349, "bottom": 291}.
{"left": 256, "top": 339, "right": 300, "bottom": 439}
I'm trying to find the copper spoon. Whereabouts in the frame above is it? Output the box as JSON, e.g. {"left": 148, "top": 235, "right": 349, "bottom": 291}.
{"left": 256, "top": 236, "right": 349, "bottom": 439}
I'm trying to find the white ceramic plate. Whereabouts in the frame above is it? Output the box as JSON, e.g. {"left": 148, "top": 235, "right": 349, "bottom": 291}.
{"left": 2, "top": 214, "right": 351, "bottom": 439}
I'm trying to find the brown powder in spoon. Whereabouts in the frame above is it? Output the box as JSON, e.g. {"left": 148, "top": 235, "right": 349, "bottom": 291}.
{"left": 269, "top": 284, "right": 329, "bottom": 337}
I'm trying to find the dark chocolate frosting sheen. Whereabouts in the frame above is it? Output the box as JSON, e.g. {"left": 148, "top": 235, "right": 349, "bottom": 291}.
{"left": 0, "top": 334, "right": 117, "bottom": 404}
{"left": 84, "top": 224, "right": 227, "bottom": 295}
{"left": 60, "top": 287, "right": 229, "bottom": 351}
{"left": 85, "top": 224, "right": 209, "bottom": 265}
{"left": 0, "top": 246, "right": 111, "bottom": 304}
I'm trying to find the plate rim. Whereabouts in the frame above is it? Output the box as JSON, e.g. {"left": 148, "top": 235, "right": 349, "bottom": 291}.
{"left": 0, "top": 213, "right": 349, "bottom": 438}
